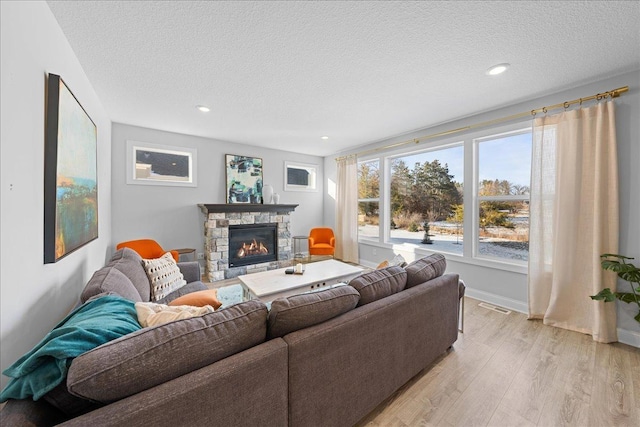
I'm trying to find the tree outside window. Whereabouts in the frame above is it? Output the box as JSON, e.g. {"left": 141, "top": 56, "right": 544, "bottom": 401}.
{"left": 358, "top": 159, "right": 379, "bottom": 239}
{"left": 388, "top": 145, "right": 464, "bottom": 254}
{"left": 477, "top": 131, "right": 531, "bottom": 261}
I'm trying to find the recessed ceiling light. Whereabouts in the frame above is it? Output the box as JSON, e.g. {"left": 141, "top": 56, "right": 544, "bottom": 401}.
{"left": 321, "top": 136, "right": 329, "bottom": 140}
{"left": 486, "top": 63, "right": 510, "bottom": 76}
{"left": 196, "top": 105, "right": 210, "bottom": 112}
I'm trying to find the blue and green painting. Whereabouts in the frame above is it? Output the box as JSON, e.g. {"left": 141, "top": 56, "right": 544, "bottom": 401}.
{"left": 54, "top": 80, "right": 98, "bottom": 259}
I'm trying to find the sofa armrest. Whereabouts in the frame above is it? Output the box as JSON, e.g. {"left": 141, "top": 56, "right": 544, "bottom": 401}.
{"left": 177, "top": 261, "right": 201, "bottom": 283}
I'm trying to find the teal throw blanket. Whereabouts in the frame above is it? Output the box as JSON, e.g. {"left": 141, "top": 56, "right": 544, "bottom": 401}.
{"left": 1, "top": 295, "right": 141, "bottom": 401}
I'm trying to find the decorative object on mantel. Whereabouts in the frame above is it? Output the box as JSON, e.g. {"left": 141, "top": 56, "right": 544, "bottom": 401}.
{"left": 273, "top": 193, "right": 280, "bottom": 204}
{"left": 262, "top": 184, "right": 274, "bottom": 204}
{"left": 225, "top": 154, "right": 263, "bottom": 204}
{"left": 44, "top": 73, "right": 98, "bottom": 263}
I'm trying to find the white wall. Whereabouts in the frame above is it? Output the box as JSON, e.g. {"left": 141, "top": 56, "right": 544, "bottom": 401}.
{"left": 111, "top": 123, "right": 325, "bottom": 258}
{"left": 0, "top": 1, "right": 112, "bottom": 389}
{"left": 325, "top": 70, "right": 640, "bottom": 345}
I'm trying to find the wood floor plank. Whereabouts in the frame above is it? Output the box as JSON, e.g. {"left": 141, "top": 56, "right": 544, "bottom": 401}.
{"left": 361, "top": 297, "right": 640, "bottom": 427}
{"left": 486, "top": 407, "right": 536, "bottom": 427}
{"left": 442, "top": 313, "right": 532, "bottom": 426}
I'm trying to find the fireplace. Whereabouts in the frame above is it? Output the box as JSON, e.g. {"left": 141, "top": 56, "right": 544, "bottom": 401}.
{"left": 200, "top": 203, "right": 298, "bottom": 282}
{"left": 228, "top": 223, "right": 278, "bottom": 267}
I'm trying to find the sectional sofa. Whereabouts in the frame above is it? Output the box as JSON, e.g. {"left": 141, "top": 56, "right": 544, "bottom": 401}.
{"left": 1, "top": 248, "right": 464, "bottom": 427}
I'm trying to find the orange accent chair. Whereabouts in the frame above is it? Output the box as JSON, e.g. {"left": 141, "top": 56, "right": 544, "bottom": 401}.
{"left": 116, "top": 239, "right": 179, "bottom": 262}
{"left": 308, "top": 227, "right": 336, "bottom": 257}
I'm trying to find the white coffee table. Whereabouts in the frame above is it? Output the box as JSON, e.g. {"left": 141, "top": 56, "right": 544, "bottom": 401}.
{"left": 238, "top": 259, "right": 363, "bottom": 302}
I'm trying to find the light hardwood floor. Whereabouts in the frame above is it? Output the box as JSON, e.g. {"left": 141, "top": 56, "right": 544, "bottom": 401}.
{"left": 356, "top": 297, "right": 640, "bottom": 427}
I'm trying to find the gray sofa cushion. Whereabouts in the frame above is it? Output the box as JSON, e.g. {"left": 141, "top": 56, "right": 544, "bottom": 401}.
{"left": 108, "top": 248, "right": 150, "bottom": 301}
{"left": 348, "top": 266, "right": 407, "bottom": 306}
{"left": 405, "top": 253, "right": 447, "bottom": 288}
{"left": 268, "top": 285, "right": 360, "bottom": 338}
{"left": 67, "top": 300, "right": 268, "bottom": 403}
{"left": 157, "top": 280, "right": 208, "bottom": 305}
{"left": 176, "top": 261, "right": 202, "bottom": 284}
{"left": 81, "top": 266, "right": 142, "bottom": 303}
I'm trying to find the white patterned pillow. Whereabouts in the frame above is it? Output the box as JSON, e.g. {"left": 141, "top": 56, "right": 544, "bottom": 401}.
{"left": 142, "top": 252, "right": 187, "bottom": 301}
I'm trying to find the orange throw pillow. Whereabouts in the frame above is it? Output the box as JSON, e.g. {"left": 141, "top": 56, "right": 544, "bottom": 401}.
{"left": 168, "top": 289, "right": 222, "bottom": 310}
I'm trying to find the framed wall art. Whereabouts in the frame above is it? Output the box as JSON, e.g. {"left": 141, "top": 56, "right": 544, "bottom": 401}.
{"left": 284, "top": 161, "right": 317, "bottom": 192}
{"left": 44, "top": 73, "right": 98, "bottom": 263}
{"left": 225, "top": 154, "right": 263, "bottom": 203}
{"left": 126, "top": 140, "right": 197, "bottom": 187}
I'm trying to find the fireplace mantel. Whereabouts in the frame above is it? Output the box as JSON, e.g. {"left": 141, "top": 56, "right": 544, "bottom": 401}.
{"left": 199, "top": 204, "right": 298, "bottom": 214}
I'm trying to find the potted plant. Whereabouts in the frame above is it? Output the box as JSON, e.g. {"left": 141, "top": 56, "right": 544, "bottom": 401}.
{"left": 590, "top": 254, "right": 640, "bottom": 323}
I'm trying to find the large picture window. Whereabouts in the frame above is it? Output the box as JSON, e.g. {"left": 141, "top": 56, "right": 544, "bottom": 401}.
{"left": 476, "top": 130, "right": 531, "bottom": 261}
{"left": 388, "top": 144, "right": 464, "bottom": 254}
{"left": 356, "top": 122, "right": 532, "bottom": 268}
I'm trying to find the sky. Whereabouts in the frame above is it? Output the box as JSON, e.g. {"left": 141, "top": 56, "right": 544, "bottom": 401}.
{"left": 394, "top": 132, "right": 532, "bottom": 187}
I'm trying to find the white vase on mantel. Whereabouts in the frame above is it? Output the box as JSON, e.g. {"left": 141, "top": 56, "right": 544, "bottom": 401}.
{"left": 262, "top": 184, "right": 273, "bottom": 204}
{"left": 273, "top": 193, "right": 280, "bottom": 204}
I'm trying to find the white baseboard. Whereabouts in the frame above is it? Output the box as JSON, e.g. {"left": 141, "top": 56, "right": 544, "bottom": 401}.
{"left": 464, "top": 288, "right": 640, "bottom": 349}
{"left": 464, "top": 288, "right": 529, "bottom": 314}
{"left": 617, "top": 328, "right": 640, "bottom": 348}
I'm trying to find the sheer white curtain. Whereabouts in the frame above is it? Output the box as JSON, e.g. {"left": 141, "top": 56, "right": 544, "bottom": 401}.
{"left": 335, "top": 155, "right": 359, "bottom": 263}
{"left": 528, "top": 101, "right": 619, "bottom": 343}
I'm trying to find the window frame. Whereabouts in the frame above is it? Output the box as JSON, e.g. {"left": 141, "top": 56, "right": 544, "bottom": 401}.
{"left": 472, "top": 127, "right": 531, "bottom": 264}
{"left": 356, "top": 121, "right": 532, "bottom": 273}
{"left": 385, "top": 141, "right": 465, "bottom": 256}
{"left": 357, "top": 158, "right": 381, "bottom": 242}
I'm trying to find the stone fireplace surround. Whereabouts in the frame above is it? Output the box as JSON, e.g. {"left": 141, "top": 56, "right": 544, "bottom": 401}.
{"left": 199, "top": 204, "right": 298, "bottom": 282}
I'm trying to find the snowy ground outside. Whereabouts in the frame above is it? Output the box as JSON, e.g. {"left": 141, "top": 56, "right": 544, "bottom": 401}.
{"left": 359, "top": 223, "right": 529, "bottom": 261}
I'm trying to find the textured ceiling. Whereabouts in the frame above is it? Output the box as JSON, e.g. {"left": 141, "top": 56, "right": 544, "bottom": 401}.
{"left": 46, "top": 1, "right": 639, "bottom": 156}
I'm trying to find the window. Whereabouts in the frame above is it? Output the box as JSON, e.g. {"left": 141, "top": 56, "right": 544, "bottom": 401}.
{"left": 476, "top": 130, "right": 531, "bottom": 261}
{"left": 358, "top": 159, "right": 380, "bottom": 239}
{"left": 388, "top": 144, "right": 464, "bottom": 255}
{"left": 356, "top": 122, "right": 532, "bottom": 269}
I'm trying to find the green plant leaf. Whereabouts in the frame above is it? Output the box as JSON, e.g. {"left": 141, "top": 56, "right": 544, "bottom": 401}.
{"left": 590, "top": 288, "right": 617, "bottom": 302}
{"left": 598, "top": 253, "right": 640, "bottom": 325}
{"left": 619, "top": 270, "right": 640, "bottom": 284}
{"left": 601, "top": 260, "right": 637, "bottom": 273}
{"left": 601, "top": 254, "right": 635, "bottom": 260}
{"left": 614, "top": 292, "right": 640, "bottom": 304}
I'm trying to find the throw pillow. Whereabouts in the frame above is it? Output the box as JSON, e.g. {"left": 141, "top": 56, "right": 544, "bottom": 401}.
{"left": 389, "top": 253, "right": 407, "bottom": 268}
{"left": 267, "top": 286, "right": 360, "bottom": 338}
{"left": 349, "top": 266, "right": 407, "bottom": 306}
{"left": 81, "top": 266, "right": 142, "bottom": 303}
{"left": 108, "top": 248, "right": 152, "bottom": 301}
{"left": 142, "top": 252, "right": 187, "bottom": 302}
{"left": 404, "top": 253, "right": 447, "bottom": 288}
{"left": 376, "top": 260, "right": 389, "bottom": 269}
{"left": 168, "top": 289, "right": 222, "bottom": 309}
{"left": 135, "top": 302, "right": 215, "bottom": 327}
{"left": 67, "top": 300, "right": 268, "bottom": 403}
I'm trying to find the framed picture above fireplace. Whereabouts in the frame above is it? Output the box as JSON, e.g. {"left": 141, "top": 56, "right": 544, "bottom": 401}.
{"left": 226, "top": 154, "right": 264, "bottom": 204}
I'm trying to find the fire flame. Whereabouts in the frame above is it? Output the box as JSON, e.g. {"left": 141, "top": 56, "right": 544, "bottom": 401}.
{"left": 237, "top": 239, "right": 269, "bottom": 258}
